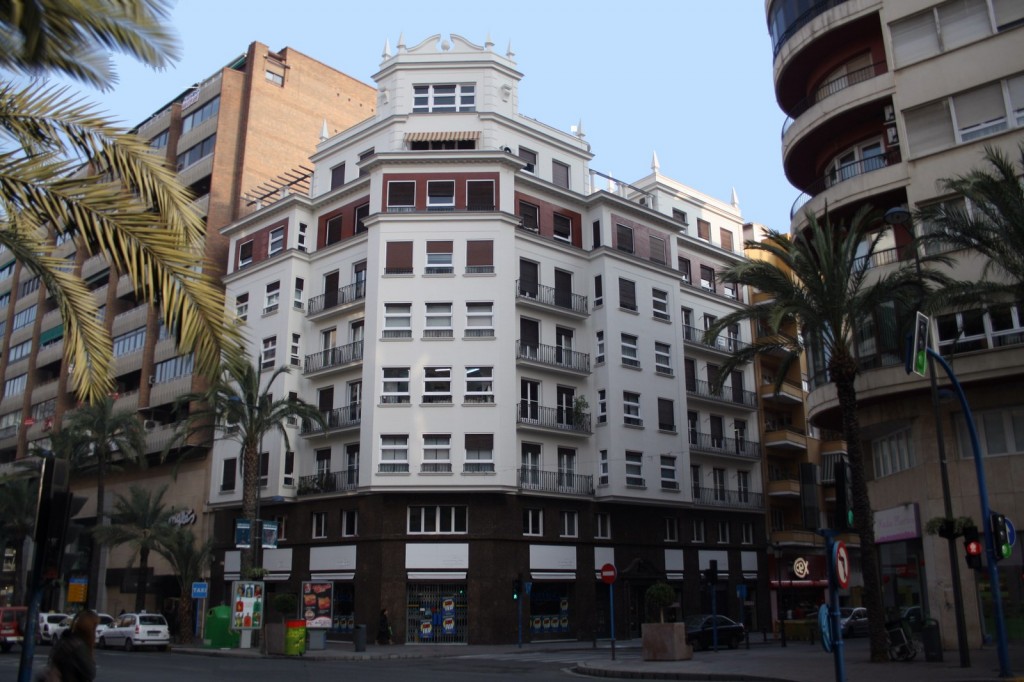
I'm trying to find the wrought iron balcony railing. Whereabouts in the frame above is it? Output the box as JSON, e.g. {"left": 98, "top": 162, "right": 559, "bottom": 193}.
{"left": 688, "top": 431, "right": 761, "bottom": 459}
{"left": 685, "top": 379, "right": 758, "bottom": 408}
{"left": 516, "top": 341, "right": 590, "bottom": 373}
{"left": 516, "top": 404, "right": 591, "bottom": 434}
{"left": 297, "top": 468, "right": 358, "bottom": 495}
{"left": 301, "top": 403, "right": 361, "bottom": 435}
{"left": 304, "top": 341, "right": 363, "bottom": 374}
{"left": 515, "top": 280, "right": 588, "bottom": 315}
{"left": 692, "top": 485, "right": 764, "bottom": 510}
{"left": 306, "top": 281, "right": 366, "bottom": 316}
{"left": 517, "top": 467, "right": 594, "bottom": 496}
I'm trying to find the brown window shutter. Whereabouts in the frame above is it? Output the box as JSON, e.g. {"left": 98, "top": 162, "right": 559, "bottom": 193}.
{"left": 720, "top": 229, "right": 734, "bottom": 251}
{"left": 465, "top": 433, "right": 493, "bottom": 450}
{"left": 386, "top": 241, "right": 413, "bottom": 270}
{"left": 427, "top": 240, "right": 453, "bottom": 254}
{"left": 658, "top": 399, "right": 675, "bottom": 430}
{"left": 697, "top": 219, "right": 710, "bottom": 240}
{"left": 618, "top": 278, "right": 636, "bottom": 310}
{"left": 466, "top": 240, "right": 493, "bottom": 266}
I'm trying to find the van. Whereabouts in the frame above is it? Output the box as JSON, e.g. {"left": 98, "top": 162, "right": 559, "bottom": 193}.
{"left": 0, "top": 606, "right": 27, "bottom": 653}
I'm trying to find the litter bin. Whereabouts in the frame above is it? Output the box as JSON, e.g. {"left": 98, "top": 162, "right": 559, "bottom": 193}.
{"left": 204, "top": 606, "right": 241, "bottom": 649}
{"left": 353, "top": 624, "right": 366, "bottom": 652}
{"left": 307, "top": 628, "right": 326, "bottom": 650}
{"left": 284, "top": 619, "right": 306, "bottom": 656}
{"left": 921, "top": 618, "right": 942, "bottom": 662}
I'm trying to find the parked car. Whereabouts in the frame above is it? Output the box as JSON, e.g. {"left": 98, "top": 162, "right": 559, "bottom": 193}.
{"left": 840, "top": 607, "right": 869, "bottom": 637}
{"left": 37, "top": 612, "right": 69, "bottom": 645}
{"left": 0, "top": 606, "right": 27, "bottom": 653}
{"left": 98, "top": 612, "right": 170, "bottom": 651}
{"left": 94, "top": 613, "right": 115, "bottom": 643}
{"left": 52, "top": 612, "right": 113, "bottom": 644}
{"left": 47, "top": 615, "right": 73, "bottom": 644}
{"left": 684, "top": 614, "right": 745, "bottom": 650}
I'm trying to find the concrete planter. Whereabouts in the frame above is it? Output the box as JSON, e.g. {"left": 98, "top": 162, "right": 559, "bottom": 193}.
{"left": 264, "top": 623, "right": 286, "bottom": 655}
{"left": 641, "top": 622, "right": 692, "bottom": 661}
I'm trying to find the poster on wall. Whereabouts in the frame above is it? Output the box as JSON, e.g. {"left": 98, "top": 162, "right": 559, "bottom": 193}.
{"left": 441, "top": 596, "right": 455, "bottom": 616}
{"left": 234, "top": 520, "right": 251, "bottom": 549}
{"left": 301, "top": 581, "right": 333, "bottom": 629}
{"left": 230, "top": 581, "right": 264, "bottom": 630}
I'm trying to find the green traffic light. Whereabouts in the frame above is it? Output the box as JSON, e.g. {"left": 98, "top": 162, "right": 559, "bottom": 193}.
{"left": 847, "top": 510, "right": 854, "bottom": 527}
{"left": 1000, "top": 543, "right": 1012, "bottom": 559}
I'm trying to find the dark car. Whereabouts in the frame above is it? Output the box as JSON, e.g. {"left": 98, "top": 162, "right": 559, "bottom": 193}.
{"left": 840, "top": 607, "right": 869, "bottom": 637}
{"left": 684, "top": 614, "right": 745, "bottom": 650}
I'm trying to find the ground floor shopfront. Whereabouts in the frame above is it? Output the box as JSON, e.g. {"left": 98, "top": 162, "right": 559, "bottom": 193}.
{"left": 208, "top": 492, "right": 771, "bottom": 644}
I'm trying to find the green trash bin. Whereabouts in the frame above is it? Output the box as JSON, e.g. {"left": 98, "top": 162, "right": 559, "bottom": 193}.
{"left": 284, "top": 619, "right": 306, "bottom": 656}
{"left": 204, "top": 606, "right": 241, "bottom": 649}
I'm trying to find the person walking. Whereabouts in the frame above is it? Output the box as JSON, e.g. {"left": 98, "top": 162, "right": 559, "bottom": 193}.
{"left": 46, "top": 610, "right": 98, "bottom": 682}
{"left": 377, "top": 608, "right": 392, "bottom": 645}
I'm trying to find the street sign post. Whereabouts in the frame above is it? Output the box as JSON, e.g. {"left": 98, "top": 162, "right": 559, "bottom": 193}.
{"left": 834, "top": 543, "right": 850, "bottom": 589}
{"left": 601, "top": 563, "right": 617, "bottom": 661}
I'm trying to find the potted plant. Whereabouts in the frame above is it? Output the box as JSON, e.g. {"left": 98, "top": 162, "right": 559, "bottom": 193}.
{"left": 641, "top": 582, "right": 690, "bottom": 661}
{"left": 264, "top": 592, "right": 299, "bottom": 655}
{"left": 573, "top": 395, "right": 589, "bottom": 428}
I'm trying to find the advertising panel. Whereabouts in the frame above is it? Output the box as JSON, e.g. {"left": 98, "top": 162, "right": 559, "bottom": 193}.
{"left": 230, "top": 580, "right": 264, "bottom": 630}
{"left": 301, "top": 581, "right": 333, "bottom": 629}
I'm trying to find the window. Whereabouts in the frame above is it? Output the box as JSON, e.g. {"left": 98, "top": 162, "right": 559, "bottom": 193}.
{"left": 381, "top": 368, "right": 410, "bottom": 404}
{"left": 692, "top": 520, "right": 705, "bottom": 543}
{"left": 595, "top": 331, "right": 605, "bottom": 364}
{"left": 383, "top": 303, "right": 412, "bottom": 338}
{"left": 264, "top": 281, "right": 280, "bottom": 314}
{"left": 679, "top": 258, "right": 691, "bottom": 284}
{"left": 552, "top": 160, "right": 570, "bottom": 188}
{"left": 425, "top": 241, "right": 453, "bottom": 274}
{"left": 384, "top": 241, "right": 413, "bottom": 275}
{"left": 597, "top": 390, "right": 607, "bottom": 425}
{"left": 380, "top": 435, "right": 409, "bottom": 473}
{"left": 625, "top": 451, "right": 644, "bottom": 486}
{"left": 465, "top": 366, "right": 494, "bottom": 403}
{"left": 655, "top": 342, "right": 672, "bottom": 375}
{"left": 621, "top": 334, "right": 639, "bottom": 368}
{"left": 149, "top": 129, "right": 169, "bottom": 149}
{"left": 423, "top": 366, "right": 452, "bottom": 403}
{"left": 661, "top": 455, "right": 678, "bottom": 490}
{"left": 523, "top": 509, "right": 543, "bottom": 536}
{"left": 560, "top": 511, "right": 578, "bottom": 538}
{"left": 691, "top": 463, "right": 702, "bottom": 499}
{"left": 424, "top": 302, "right": 453, "bottom": 338}
{"left": 466, "top": 179, "right": 494, "bottom": 210}
{"left": 623, "top": 391, "right": 642, "bottom": 426}
{"left": 592, "top": 220, "right": 601, "bottom": 247}
{"left": 426, "top": 181, "right": 455, "bottom": 210}
{"left": 658, "top": 398, "right": 676, "bottom": 432}
{"left": 268, "top": 227, "right": 284, "bottom": 255}
{"left": 616, "top": 224, "right": 634, "bottom": 253}
{"left": 664, "top": 517, "right": 679, "bottom": 542}
{"left": 386, "top": 181, "right": 415, "bottom": 211}
{"left": 594, "top": 275, "right": 603, "bottom": 307}
{"left": 12, "top": 305, "right": 36, "bottom": 331}
{"left": 325, "top": 216, "right": 343, "bottom": 245}
{"left": 330, "top": 163, "right": 346, "bottom": 190}
{"left": 260, "top": 336, "right": 276, "bottom": 370}
{"left": 3, "top": 373, "right": 25, "bottom": 398}
{"left": 8, "top": 340, "right": 30, "bottom": 363}
{"left": 422, "top": 434, "right": 452, "bottom": 473}
{"left": 954, "top": 405, "right": 1024, "bottom": 459}
{"left": 341, "top": 509, "right": 358, "bottom": 537}
{"left": 293, "top": 278, "right": 304, "bottom": 310}
{"left": 618, "top": 278, "right": 636, "bottom": 311}
{"left": 697, "top": 218, "right": 710, "bottom": 241}
{"left": 891, "top": 0, "right": 1003, "bottom": 68}
{"left": 598, "top": 449, "right": 609, "bottom": 485}
{"left": 290, "top": 333, "right": 301, "bottom": 367}
{"left": 518, "top": 147, "right": 537, "bottom": 173}
{"left": 465, "top": 302, "right": 494, "bottom": 337}
{"left": 699, "top": 265, "right": 716, "bottom": 292}
{"left": 266, "top": 69, "right": 284, "bottom": 86}
{"left": 741, "top": 522, "right": 754, "bottom": 545}
{"left": 464, "top": 434, "right": 494, "bottom": 473}
{"left": 283, "top": 451, "right": 295, "bottom": 487}
{"left": 737, "top": 470, "right": 751, "bottom": 503}
{"left": 872, "top": 428, "right": 917, "bottom": 477}
{"left": 176, "top": 134, "right": 216, "bottom": 170}
{"left": 312, "top": 512, "right": 327, "bottom": 539}
{"left": 19, "top": 276, "right": 39, "bottom": 297}
{"left": 673, "top": 208, "right": 689, "bottom": 226}
{"left": 220, "top": 458, "right": 237, "bottom": 492}
{"left": 712, "top": 468, "right": 726, "bottom": 501}
{"left": 466, "top": 240, "right": 493, "bottom": 274}
{"left": 0, "top": 261, "right": 13, "bottom": 280}
{"left": 652, "top": 288, "right": 670, "bottom": 321}
{"left": 595, "top": 512, "right": 611, "bottom": 539}
{"left": 153, "top": 354, "right": 193, "bottom": 383}
{"left": 553, "top": 213, "right": 572, "bottom": 243}
{"left": 0, "top": 292, "right": 9, "bottom": 308}
{"left": 354, "top": 204, "right": 369, "bottom": 234}
{"left": 112, "top": 327, "right": 145, "bottom": 357}
{"left": 258, "top": 451, "right": 270, "bottom": 488}
{"left": 237, "top": 240, "right": 253, "bottom": 268}
{"left": 649, "top": 235, "right": 666, "bottom": 264}
{"left": 413, "top": 83, "right": 475, "bottom": 113}
{"left": 519, "top": 201, "right": 539, "bottom": 231}
{"left": 718, "top": 520, "right": 730, "bottom": 544}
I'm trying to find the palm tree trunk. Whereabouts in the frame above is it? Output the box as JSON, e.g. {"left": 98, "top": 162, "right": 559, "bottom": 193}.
{"left": 834, "top": 372, "right": 888, "bottom": 662}
{"left": 178, "top": 589, "right": 194, "bottom": 644}
{"left": 240, "top": 440, "right": 259, "bottom": 578}
{"left": 13, "top": 536, "right": 26, "bottom": 606}
{"left": 87, "top": 453, "right": 106, "bottom": 610}
{"left": 135, "top": 546, "right": 149, "bottom": 612}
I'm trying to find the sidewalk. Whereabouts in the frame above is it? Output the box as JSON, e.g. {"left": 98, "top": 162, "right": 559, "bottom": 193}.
{"left": 173, "top": 636, "right": 1024, "bottom": 681}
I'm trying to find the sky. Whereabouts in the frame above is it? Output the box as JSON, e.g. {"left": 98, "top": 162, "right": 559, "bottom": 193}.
{"left": 79, "top": 1, "right": 791, "bottom": 231}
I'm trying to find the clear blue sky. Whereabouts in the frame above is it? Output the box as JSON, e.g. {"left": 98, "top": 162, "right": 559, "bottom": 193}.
{"left": 85, "top": 1, "right": 791, "bottom": 231}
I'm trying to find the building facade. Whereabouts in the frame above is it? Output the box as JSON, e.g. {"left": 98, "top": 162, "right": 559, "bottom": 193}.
{"left": 767, "top": 0, "right": 1024, "bottom": 646}
{"left": 0, "top": 42, "right": 376, "bottom": 611}
{"left": 211, "top": 34, "right": 767, "bottom": 645}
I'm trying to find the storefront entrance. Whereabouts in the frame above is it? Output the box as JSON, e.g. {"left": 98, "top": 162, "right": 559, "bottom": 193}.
{"left": 405, "top": 582, "right": 468, "bottom": 644}
{"left": 527, "top": 582, "right": 572, "bottom": 639}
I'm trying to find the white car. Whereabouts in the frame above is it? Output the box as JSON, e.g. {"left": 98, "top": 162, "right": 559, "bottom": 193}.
{"left": 36, "top": 613, "right": 69, "bottom": 644}
{"left": 98, "top": 613, "right": 170, "bottom": 651}
{"left": 94, "top": 613, "right": 115, "bottom": 643}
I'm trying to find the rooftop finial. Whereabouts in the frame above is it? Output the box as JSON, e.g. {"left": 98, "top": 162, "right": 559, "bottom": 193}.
{"left": 731, "top": 187, "right": 740, "bottom": 209}
{"left": 382, "top": 39, "right": 391, "bottom": 60}
{"left": 506, "top": 40, "right": 515, "bottom": 59}
{"left": 574, "top": 119, "right": 585, "bottom": 139}
{"left": 397, "top": 32, "right": 406, "bottom": 51}
{"left": 651, "top": 151, "right": 660, "bottom": 173}
{"left": 485, "top": 33, "right": 494, "bottom": 50}
{"left": 320, "top": 119, "right": 329, "bottom": 142}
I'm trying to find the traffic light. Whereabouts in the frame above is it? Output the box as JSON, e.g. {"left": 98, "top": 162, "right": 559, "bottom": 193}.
{"left": 906, "top": 312, "right": 930, "bottom": 376}
{"left": 704, "top": 559, "right": 719, "bottom": 585}
{"left": 991, "top": 513, "right": 1012, "bottom": 561}
{"left": 963, "top": 525, "right": 984, "bottom": 570}
{"left": 512, "top": 578, "right": 521, "bottom": 600}
{"left": 834, "top": 460, "right": 855, "bottom": 532}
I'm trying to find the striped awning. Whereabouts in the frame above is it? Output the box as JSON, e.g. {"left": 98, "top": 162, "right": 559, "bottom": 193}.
{"left": 404, "top": 131, "right": 480, "bottom": 142}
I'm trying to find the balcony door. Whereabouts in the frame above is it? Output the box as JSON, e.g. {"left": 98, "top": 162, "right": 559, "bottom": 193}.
{"left": 520, "top": 379, "right": 540, "bottom": 422}
{"left": 556, "top": 385, "right": 575, "bottom": 428}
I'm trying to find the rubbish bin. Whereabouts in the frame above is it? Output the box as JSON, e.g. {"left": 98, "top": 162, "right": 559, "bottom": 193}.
{"left": 204, "top": 606, "right": 241, "bottom": 649}
{"left": 353, "top": 624, "right": 366, "bottom": 652}
{"left": 284, "top": 619, "right": 306, "bottom": 656}
{"left": 921, "top": 618, "right": 942, "bottom": 662}
{"left": 307, "top": 628, "right": 326, "bottom": 650}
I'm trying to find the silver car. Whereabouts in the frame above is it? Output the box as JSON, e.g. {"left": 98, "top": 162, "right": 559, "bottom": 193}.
{"left": 98, "top": 613, "right": 170, "bottom": 651}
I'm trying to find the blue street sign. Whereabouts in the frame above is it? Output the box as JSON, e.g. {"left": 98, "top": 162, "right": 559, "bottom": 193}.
{"left": 736, "top": 583, "right": 748, "bottom": 600}
{"left": 192, "top": 581, "right": 209, "bottom": 599}
{"left": 1006, "top": 518, "right": 1016, "bottom": 549}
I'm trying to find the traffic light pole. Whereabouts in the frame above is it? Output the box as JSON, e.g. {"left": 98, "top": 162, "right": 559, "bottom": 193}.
{"left": 927, "top": 348, "right": 1011, "bottom": 678}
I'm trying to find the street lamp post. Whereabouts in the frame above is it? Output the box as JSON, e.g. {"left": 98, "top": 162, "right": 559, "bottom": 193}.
{"left": 884, "top": 207, "right": 969, "bottom": 667}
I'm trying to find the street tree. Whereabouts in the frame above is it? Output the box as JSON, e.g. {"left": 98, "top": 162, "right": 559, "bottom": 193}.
{"left": 154, "top": 526, "right": 214, "bottom": 644}
{"left": 0, "top": 478, "right": 38, "bottom": 605}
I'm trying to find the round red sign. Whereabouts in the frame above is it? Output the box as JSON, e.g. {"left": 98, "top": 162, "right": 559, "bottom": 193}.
{"left": 600, "top": 563, "right": 617, "bottom": 584}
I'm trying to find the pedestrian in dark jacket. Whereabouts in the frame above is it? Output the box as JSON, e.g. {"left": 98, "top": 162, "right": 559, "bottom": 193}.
{"left": 377, "top": 608, "right": 391, "bottom": 645}
{"left": 47, "top": 610, "right": 97, "bottom": 682}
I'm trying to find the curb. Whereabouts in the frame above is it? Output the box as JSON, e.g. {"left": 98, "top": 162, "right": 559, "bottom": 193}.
{"left": 572, "top": 662, "right": 796, "bottom": 681}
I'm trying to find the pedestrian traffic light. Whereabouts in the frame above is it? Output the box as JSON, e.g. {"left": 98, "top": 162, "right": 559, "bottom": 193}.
{"left": 834, "top": 460, "right": 855, "bottom": 532}
{"left": 963, "top": 525, "right": 984, "bottom": 570}
{"left": 513, "top": 578, "right": 521, "bottom": 600}
{"left": 991, "top": 513, "right": 1012, "bottom": 561}
{"left": 704, "top": 560, "right": 719, "bottom": 585}
{"left": 906, "top": 312, "right": 930, "bottom": 377}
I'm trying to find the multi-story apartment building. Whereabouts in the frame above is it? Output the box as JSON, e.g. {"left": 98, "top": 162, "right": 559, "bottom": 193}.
{"left": 767, "top": 0, "right": 1024, "bottom": 646}
{"left": 211, "top": 34, "right": 766, "bottom": 644}
{"left": 0, "top": 42, "right": 376, "bottom": 610}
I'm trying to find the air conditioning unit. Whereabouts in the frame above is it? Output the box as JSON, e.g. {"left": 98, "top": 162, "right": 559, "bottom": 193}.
{"left": 143, "top": 419, "right": 157, "bottom": 431}
{"left": 293, "top": 300, "right": 304, "bottom": 310}
{"left": 147, "top": 375, "right": 156, "bottom": 386}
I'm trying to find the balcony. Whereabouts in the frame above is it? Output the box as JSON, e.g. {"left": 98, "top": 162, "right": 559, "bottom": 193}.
{"left": 759, "top": 379, "right": 804, "bottom": 404}
{"left": 516, "top": 404, "right": 591, "bottom": 436}
{"left": 770, "top": 526, "right": 823, "bottom": 547}
{"left": 769, "top": 0, "right": 851, "bottom": 57}
{"left": 692, "top": 486, "right": 763, "bottom": 511}
{"left": 515, "top": 280, "right": 588, "bottom": 316}
{"left": 301, "top": 404, "right": 361, "bottom": 436}
{"left": 516, "top": 341, "right": 590, "bottom": 374}
{"left": 297, "top": 469, "right": 358, "bottom": 496}
{"left": 763, "top": 423, "right": 808, "bottom": 452}
{"left": 790, "top": 148, "right": 902, "bottom": 219}
{"left": 306, "top": 281, "right": 366, "bottom": 317}
{"left": 781, "top": 61, "right": 887, "bottom": 136}
{"left": 517, "top": 467, "right": 594, "bottom": 496}
{"left": 304, "top": 341, "right": 363, "bottom": 375}
{"left": 688, "top": 431, "right": 761, "bottom": 460}
{"left": 682, "top": 325, "right": 750, "bottom": 355}
{"left": 767, "top": 467, "right": 801, "bottom": 497}
{"left": 685, "top": 379, "right": 758, "bottom": 409}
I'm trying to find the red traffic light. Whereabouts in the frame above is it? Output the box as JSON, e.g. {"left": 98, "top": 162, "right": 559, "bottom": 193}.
{"left": 966, "top": 540, "right": 982, "bottom": 556}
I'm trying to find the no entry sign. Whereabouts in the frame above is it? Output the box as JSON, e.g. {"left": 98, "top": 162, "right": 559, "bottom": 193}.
{"left": 600, "top": 563, "right": 617, "bottom": 584}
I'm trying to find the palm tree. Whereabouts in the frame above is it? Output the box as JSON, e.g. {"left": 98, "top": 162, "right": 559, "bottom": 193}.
{"left": 91, "top": 485, "right": 172, "bottom": 613}
{"left": 703, "top": 207, "right": 929, "bottom": 662}
{"left": 915, "top": 143, "right": 1024, "bottom": 307}
{"left": 154, "top": 526, "right": 214, "bottom": 644}
{"left": 174, "top": 350, "right": 325, "bottom": 578}
{"left": 60, "top": 398, "right": 147, "bottom": 609}
{"left": 0, "top": 478, "right": 39, "bottom": 605}
{"left": 0, "top": 0, "right": 237, "bottom": 404}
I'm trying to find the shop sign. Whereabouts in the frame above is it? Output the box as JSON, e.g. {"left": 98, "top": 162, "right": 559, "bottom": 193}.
{"left": 169, "top": 508, "right": 196, "bottom": 526}
{"left": 875, "top": 504, "right": 920, "bottom": 543}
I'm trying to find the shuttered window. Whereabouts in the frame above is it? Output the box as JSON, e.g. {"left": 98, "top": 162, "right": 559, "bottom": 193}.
{"left": 467, "top": 180, "right": 494, "bottom": 210}
{"left": 658, "top": 398, "right": 676, "bottom": 432}
{"left": 697, "top": 219, "right": 710, "bottom": 240}
{"left": 387, "top": 181, "right": 415, "bottom": 209}
{"left": 466, "top": 240, "right": 493, "bottom": 272}
{"left": 616, "top": 224, "right": 634, "bottom": 253}
{"left": 385, "top": 242, "right": 413, "bottom": 274}
{"left": 618, "top": 278, "right": 637, "bottom": 311}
